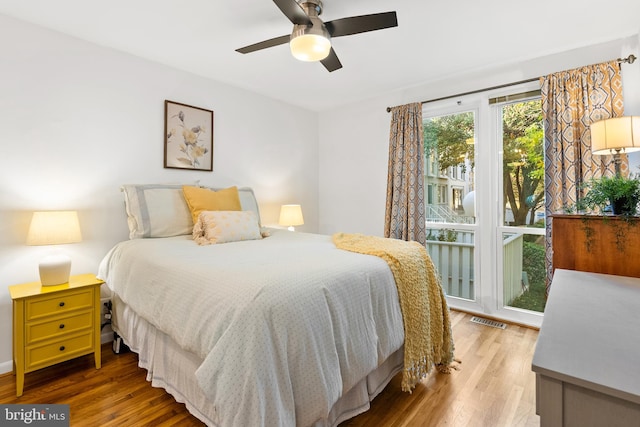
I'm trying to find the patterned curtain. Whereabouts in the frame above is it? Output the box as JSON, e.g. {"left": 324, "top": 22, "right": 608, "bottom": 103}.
{"left": 384, "top": 102, "right": 426, "bottom": 245}
{"left": 541, "top": 60, "right": 625, "bottom": 289}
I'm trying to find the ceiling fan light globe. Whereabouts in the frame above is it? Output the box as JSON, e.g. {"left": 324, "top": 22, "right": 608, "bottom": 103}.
{"left": 290, "top": 34, "right": 331, "bottom": 62}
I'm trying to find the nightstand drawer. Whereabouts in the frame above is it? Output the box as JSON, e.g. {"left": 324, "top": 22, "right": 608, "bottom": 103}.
{"left": 25, "top": 288, "right": 93, "bottom": 321}
{"left": 26, "top": 311, "right": 93, "bottom": 345}
{"left": 25, "top": 332, "right": 94, "bottom": 371}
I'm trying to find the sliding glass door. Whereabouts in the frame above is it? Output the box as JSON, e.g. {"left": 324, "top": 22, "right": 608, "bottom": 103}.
{"left": 423, "top": 81, "right": 545, "bottom": 327}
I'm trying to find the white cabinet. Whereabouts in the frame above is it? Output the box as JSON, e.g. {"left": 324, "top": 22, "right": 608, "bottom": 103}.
{"left": 532, "top": 269, "right": 640, "bottom": 426}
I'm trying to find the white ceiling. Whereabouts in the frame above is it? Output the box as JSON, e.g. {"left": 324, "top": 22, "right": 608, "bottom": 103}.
{"left": 1, "top": 0, "right": 639, "bottom": 112}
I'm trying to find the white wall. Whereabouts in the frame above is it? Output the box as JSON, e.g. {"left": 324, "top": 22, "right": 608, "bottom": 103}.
{"left": 318, "top": 34, "right": 640, "bottom": 236}
{"left": 0, "top": 14, "right": 319, "bottom": 371}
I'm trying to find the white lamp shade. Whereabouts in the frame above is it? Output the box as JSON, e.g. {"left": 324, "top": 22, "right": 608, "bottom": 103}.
{"left": 290, "top": 34, "right": 331, "bottom": 62}
{"left": 27, "top": 211, "right": 82, "bottom": 246}
{"left": 27, "top": 211, "right": 82, "bottom": 286}
{"left": 279, "top": 204, "right": 304, "bottom": 228}
{"left": 590, "top": 116, "right": 640, "bottom": 155}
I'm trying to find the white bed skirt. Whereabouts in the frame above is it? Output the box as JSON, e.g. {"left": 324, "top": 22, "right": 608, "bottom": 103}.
{"left": 111, "top": 294, "right": 404, "bottom": 426}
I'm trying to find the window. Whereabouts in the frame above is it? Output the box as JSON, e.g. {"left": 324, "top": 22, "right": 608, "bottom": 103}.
{"left": 422, "top": 82, "right": 544, "bottom": 327}
{"left": 437, "top": 184, "right": 448, "bottom": 205}
{"left": 452, "top": 187, "right": 463, "bottom": 211}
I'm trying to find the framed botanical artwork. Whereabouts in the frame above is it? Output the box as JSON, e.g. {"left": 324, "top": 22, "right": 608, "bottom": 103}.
{"left": 164, "top": 100, "right": 214, "bottom": 171}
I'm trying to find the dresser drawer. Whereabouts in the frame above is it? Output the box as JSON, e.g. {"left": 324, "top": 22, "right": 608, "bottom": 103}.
{"left": 25, "top": 288, "right": 93, "bottom": 321}
{"left": 25, "top": 332, "right": 94, "bottom": 371}
{"left": 26, "top": 311, "right": 93, "bottom": 345}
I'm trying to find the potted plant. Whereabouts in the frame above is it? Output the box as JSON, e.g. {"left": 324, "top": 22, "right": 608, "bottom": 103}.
{"left": 577, "top": 175, "right": 640, "bottom": 216}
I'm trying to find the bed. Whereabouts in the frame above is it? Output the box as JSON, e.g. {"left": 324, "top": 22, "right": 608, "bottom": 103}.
{"left": 97, "top": 184, "right": 453, "bottom": 426}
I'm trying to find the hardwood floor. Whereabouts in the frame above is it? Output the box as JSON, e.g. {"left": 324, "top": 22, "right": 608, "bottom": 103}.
{"left": 344, "top": 311, "right": 540, "bottom": 427}
{"left": 0, "top": 311, "right": 539, "bottom": 426}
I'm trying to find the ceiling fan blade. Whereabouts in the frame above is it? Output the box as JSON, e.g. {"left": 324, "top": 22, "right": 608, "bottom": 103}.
{"left": 321, "top": 48, "right": 342, "bottom": 72}
{"left": 236, "top": 35, "right": 290, "bottom": 54}
{"left": 325, "top": 12, "right": 398, "bottom": 37}
{"left": 272, "top": 0, "right": 312, "bottom": 25}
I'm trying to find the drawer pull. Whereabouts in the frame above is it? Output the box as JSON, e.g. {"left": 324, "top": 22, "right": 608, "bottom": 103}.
{"left": 59, "top": 302, "right": 65, "bottom": 307}
{"left": 59, "top": 324, "right": 65, "bottom": 329}
{"left": 59, "top": 346, "right": 65, "bottom": 351}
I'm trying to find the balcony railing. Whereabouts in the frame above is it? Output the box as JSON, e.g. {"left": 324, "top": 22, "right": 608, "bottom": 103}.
{"left": 426, "top": 231, "right": 526, "bottom": 304}
{"left": 426, "top": 231, "right": 474, "bottom": 299}
{"left": 426, "top": 205, "right": 475, "bottom": 224}
{"left": 502, "top": 233, "right": 525, "bottom": 306}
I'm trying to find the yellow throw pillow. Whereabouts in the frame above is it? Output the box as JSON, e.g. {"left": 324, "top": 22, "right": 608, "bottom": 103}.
{"left": 182, "top": 186, "right": 242, "bottom": 224}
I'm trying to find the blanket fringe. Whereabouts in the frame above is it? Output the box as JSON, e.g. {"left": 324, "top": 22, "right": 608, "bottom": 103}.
{"left": 436, "top": 358, "right": 462, "bottom": 374}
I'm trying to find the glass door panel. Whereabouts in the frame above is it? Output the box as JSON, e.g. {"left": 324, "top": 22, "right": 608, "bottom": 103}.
{"left": 424, "top": 110, "right": 477, "bottom": 301}
{"left": 498, "top": 98, "right": 546, "bottom": 312}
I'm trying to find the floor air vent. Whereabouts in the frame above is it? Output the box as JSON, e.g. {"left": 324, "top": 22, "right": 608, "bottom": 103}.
{"left": 470, "top": 316, "right": 507, "bottom": 329}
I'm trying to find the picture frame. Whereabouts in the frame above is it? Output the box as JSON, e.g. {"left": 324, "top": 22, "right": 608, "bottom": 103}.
{"left": 164, "top": 100, "right": 214, "bottom": 171}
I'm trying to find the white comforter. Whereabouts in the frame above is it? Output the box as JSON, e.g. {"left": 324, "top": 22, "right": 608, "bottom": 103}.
{"left": 98, "top": 230, "right": 404, "bottom": 427}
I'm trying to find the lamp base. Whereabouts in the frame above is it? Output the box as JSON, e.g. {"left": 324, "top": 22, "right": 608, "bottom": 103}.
{"left": 39, "top": 254, "right": 71, "bottom": 286}
{"left": 288, "top": 226, "right": 295, "bottom": 231}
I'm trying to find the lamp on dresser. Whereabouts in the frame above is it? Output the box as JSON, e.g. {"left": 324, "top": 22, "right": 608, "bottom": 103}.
{"left": 279, "top": 204, "right": 304, "bottom": 231}
{"left": 26, "top": 210, "right": 82, "bottom": 286}
{"left": 590, "top": 116, "right": 640, "bottom": 176}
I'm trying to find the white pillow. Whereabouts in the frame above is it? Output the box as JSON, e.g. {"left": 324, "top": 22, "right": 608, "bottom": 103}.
{"left": 205, "top": 186, "right": 262, "bottom": 225}
{"left": 193, "top": 211, "right": 262, "bottom": 245}
{"left": 122, "top": 184, "right": 193, "bottom": 239}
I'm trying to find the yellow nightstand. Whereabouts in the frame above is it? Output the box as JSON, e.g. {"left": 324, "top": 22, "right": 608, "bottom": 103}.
{"left": 9, "top": 273, "right": 103, "bottom": 397}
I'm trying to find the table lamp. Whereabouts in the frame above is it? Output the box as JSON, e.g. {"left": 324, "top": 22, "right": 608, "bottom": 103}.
{"left": 279, "top": 204, "right": 304, "bottom": 231}
{"left": 590, "top": 116, "right": 640, "bottom": 176}
{"left": 26, "top": 211, "right": 82, "bottom": 286}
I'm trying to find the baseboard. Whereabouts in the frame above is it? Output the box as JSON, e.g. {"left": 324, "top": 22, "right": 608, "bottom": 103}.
{"left": 0, "top": 360, "right": 13, "bottom": 375}
{"left": 101, "top": 329, "right": 113, "bottom": 345}
{"left": 451, "top": 307, "right": 541, "bottom": 331}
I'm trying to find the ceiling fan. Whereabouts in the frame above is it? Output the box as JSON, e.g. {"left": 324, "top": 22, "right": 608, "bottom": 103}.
{"left": 236, "top": 0, "right": 398, "bottom": 72}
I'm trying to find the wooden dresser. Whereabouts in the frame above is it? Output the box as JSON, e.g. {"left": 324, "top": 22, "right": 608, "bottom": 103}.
{"left": 551, "top": 214, "right": 640, "bottom": 277}
{"left": 532, "top": 269, "right": 640, "bottom": 426}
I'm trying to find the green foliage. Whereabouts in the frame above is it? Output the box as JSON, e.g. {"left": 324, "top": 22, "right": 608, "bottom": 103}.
{"left": 577, "top": 175, "right": 640, "bottom": 216}
{"left": 423, "top": 112, "right": 474, "bottom": 171}
{"left": 423, "top": 100, "right": 544, "bottom": 226}
{"left": 510, "top": 241, "right": 546, "bottom": 312}
{"left": 426, "top": 228, "right": 459, "bottom": 242}
{"left": 509, "top": 279, "right": 546, "bottom": 312}
{"left": 502, "top": 100, "right": 545, "bottom": 225}
{"left": 522, "top": 241, "right": 546, "bottom": 285}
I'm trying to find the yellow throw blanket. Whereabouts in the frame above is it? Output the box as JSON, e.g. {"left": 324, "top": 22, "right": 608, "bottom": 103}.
{"left": 332, "top": 233, "right": 454, "bottom": 392}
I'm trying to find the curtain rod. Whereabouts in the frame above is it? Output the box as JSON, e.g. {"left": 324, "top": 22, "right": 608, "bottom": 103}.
{"left": 385, "top": 54, "right": 637, "bottom": 112}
